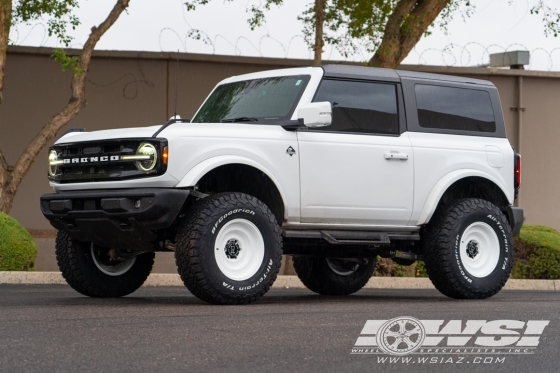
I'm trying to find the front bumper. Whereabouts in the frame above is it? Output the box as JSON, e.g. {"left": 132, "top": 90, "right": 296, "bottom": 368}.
{"left": 504, "top": 206, "right": 524, "bottom": 236}
{"left": 40, "top": 188, "right": 190, "bottom": 251}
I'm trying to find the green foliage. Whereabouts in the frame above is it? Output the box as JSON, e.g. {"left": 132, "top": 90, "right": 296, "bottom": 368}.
{"left": 298, "top": 0, "right": 474, "bottom": 58}
{"left": 512, "top": 224, "right": 560, "bottom": 279}
{"left": 184, "top": 0, "right": 473, "bottom": 58}
{"left": 185, "top": 1, "right": 559, "bottom": 60}
{"left": 7, "top": 2, "right": 81, "bottom": 76}
{"left": 186, "top": 29, "right": 212, "bottom": 45}
{"left": 374, "top": 257, "right": 428, "bottom": 277}
{"left": 531, "top": 1, "right": 560, "bottom": 37}
{"left": 12, "top": 0, "right": 80, "bottom": 46}
{"left": 51, "top": 47, "right": 81, "bottom": 75}
{"left": 0, "top": 212, "right": 37, "bottom": 271}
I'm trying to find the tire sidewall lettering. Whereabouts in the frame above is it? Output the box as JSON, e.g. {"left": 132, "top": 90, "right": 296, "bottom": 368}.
{"left": 453, "top": 211, "right": 512, "bottom": 288}
{"left": 211, "top": 208, "right": 256, "bottom": 235}
{"left": 205, "top": 205, "right": 278, "bottom": 294}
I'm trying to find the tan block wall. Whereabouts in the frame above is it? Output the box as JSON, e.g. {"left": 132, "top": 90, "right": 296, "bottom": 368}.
{"left": 2, "top": 47, "right": 560, "bottom": 273}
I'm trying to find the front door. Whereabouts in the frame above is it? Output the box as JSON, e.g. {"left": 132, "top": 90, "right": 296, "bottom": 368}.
{"left": 298, "top": 79, "right": 414, "bottom": 226}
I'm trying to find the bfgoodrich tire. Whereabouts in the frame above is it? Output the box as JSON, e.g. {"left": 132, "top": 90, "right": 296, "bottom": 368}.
{"left": 293, "top": 256, "right": 376, "bottom": 295}
{"left": 55, "top": 231, "right": 155, "bottom": 298}
{"left": 174, "top": 193, "right": 283, "bottom": 305}
{"left": 422, "top": 198, "right": 513, "bottom": 299}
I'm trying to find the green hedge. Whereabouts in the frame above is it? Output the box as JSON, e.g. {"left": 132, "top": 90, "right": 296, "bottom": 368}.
{"left": 512, "top": 225, "right": 560, "bottom": 279}
{"left": 374, "top": 258, "right": 428, "bottom": 277}
{"left": 0, "top": 212, "right": 37, "bottom": 271}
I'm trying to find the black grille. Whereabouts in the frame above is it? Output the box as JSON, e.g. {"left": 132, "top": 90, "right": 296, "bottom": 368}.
{"left": 49, "top": 138, "right": 167, "bottom": 183}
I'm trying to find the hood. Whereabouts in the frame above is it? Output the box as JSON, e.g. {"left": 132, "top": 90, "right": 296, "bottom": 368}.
{"left": 55, "top": 125, "right": 162, "bottom": 144}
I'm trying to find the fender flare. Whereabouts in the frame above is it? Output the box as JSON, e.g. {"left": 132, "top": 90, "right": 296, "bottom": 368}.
{"left": 416, "top": 169, "right": 511, "bottom": 226}
{"left": 176, "top": 155, "right": 288, "bottom": 214}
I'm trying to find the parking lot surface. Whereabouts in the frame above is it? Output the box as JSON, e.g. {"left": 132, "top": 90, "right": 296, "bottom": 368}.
{"left": 0, "top": 285, "right": 558, "bottom": 373}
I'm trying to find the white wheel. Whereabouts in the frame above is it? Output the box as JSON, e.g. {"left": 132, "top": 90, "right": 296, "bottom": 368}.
{"left": 91, "top": 244, "right": 136, "bottom": 277}
{"left": 422, "top": 199, "right": 513, "bottom": 299}
{"left": 175, "top": 193, "right": 282, "bottom": 305}
{"left": 214, "top": 218, "right": 265, "bottom": 281}
{"left": 459, "top": 221, "right": 500, "bottom": 278}
{"left": 326, "top": 258, "right": 359, "bottom": 276}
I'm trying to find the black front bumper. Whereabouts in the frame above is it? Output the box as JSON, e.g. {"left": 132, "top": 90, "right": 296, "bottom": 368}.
{"left": 40, "top": 188, "right": 190, "bottom": 251}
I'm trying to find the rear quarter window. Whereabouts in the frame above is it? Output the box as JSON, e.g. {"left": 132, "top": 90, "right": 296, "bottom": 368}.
{"left": 415, "top": 85, "right": 496, "bottom": 133}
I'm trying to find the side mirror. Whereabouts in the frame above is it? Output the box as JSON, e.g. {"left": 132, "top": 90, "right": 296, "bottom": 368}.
{"left": 297, "top": 102, "right": 332, "bottom": 128}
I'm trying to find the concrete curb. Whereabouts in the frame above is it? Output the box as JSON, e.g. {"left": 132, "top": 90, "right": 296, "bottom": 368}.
{"left": 0, "top": 272, "right": 559, "bottom": 291}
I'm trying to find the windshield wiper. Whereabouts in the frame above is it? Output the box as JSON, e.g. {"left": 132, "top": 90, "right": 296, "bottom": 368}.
{"left": 220, "top": 117, "right": 259, "bottom": 123}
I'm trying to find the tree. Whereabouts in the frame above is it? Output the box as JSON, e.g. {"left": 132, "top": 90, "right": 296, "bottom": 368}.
{"left": 185, "top": 0, "right": 560, "bottom": 67}
{"left": 0, "top": 0, "right": 132, "bottom": 213}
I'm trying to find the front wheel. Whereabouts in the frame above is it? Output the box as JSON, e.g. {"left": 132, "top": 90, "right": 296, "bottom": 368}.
{"left": 174, "top": 193, "right": 283, "bottom": 305}
{"left": 293, "top": 256, "right": 376, "bottom": 295}
{"left": 55, "top": 231, "right": 155, "bottom": 298}
{"left": 422, "top": 198, "right": 513, "bottom": 299}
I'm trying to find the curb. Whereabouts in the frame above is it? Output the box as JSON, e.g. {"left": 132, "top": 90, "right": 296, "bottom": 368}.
{"left": 0, "top": 272, "right": 558, "bottom": 291}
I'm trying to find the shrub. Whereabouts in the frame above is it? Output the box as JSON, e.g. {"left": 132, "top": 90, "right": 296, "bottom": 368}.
{"left": 512, "top": 225, "right": 560, "bottom": 279}
{"left": 0, "top": 212, "right": 37, "bottom": 271}
{"left": 374, "top": 258, "right": 428, "bottom": 277}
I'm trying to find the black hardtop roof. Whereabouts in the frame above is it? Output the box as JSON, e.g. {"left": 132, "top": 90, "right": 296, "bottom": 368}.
{"left": 322, "top": 64, "right": 494, "bottom": 86}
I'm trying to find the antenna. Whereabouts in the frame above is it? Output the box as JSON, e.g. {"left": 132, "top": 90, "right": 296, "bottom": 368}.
{"left": 173, "top": 50, "right": 179, "bottom": 119}
{"left": 152, "top": 50, "right": 187, "bottom": 138}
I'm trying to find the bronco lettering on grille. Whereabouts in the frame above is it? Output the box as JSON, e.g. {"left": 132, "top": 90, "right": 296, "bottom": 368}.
{"left": 63, "top": 156, "right": 121, "bottom": 164}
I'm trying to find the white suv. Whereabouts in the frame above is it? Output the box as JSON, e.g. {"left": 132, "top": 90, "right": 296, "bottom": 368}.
{"left": 41, "top": 65, "right": 523, "bottom": 304}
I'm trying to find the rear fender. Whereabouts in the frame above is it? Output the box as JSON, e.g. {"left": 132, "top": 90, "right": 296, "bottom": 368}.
{"left": 416, "top": 169, "right": 511, "bottom": 226}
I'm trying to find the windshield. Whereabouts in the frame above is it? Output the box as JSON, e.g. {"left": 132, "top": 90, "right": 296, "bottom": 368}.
{"left": 192, "top": 75, "right": 311, "bottom": 123}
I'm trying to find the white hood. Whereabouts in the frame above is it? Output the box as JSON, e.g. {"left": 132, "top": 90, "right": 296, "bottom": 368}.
{"left": 55, "top": 125, "right": 162, "bottom": 144}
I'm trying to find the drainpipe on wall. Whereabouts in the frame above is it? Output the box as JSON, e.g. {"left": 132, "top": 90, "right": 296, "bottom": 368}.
{"left": 511, "top": 75, "right": 525, "bottom": 207}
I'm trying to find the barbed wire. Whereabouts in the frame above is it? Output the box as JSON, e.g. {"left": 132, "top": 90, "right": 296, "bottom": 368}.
{"left": 9, "top": 20, "right": 560, "bottom": 72}
{"left": 157, "top": 26, "right": 560, "bottom": 71}
{"left": 411, "top": 42, "right": 560, "bottom": 71}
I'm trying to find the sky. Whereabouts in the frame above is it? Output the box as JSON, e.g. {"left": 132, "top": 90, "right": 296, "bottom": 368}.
{"left": 9, "top": 0, "right": 560, "bottom": 71}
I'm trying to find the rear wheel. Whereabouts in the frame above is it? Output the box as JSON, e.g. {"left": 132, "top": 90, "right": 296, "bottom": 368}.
{"left": 55, "top": 231, "right": 155, "bottom": 298}
{"left": 422, "top": 198, "right": 513, "bottom": 299}
{"left": 293, "top": 256, "right": 376, "bottom": 295}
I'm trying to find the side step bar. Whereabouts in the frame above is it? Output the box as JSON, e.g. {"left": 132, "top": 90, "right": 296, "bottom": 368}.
{"left": 282, "top": 230, "right": 420, "bottom": 245}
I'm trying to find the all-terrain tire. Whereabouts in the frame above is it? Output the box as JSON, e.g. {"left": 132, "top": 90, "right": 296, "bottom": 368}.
{"left": 422, "top": 198, "right": 514, "bottom": 299}
{"left": 293, "top": 256, "right": 376, "bottom": 295}
{"left": 174, "top": 193, "right": 283, "bottom": 305}
{"left": 55, "top": 231, "right": 155, "bottom": 298}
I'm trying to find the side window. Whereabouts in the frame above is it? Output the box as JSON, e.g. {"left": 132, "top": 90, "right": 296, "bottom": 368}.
{"left": 312, "top": 79, "right": 399, "bottom": 135}
{"left": 415, "top": 85, "right": 496, "bottom": 133}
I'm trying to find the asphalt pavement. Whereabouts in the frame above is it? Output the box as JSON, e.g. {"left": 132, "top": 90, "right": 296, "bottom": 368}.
{"left": 0, "top": 285, "right": 559, "bottom": 373}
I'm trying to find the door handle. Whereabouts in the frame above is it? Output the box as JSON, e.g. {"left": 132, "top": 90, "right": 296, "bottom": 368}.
{"left": 384, "top": 151, "right": 409, "bottom": 160}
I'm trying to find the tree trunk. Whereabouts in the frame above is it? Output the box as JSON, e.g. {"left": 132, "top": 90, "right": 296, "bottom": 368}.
{"left": 0, "top": 0, "right": 12, "bottom": 104}
{"left": 0, "top": 0, "right": 131, "bottom": 214}
{"left": 369, "top": 0, "right": 450, "bottom": 68}
{"left": 313, "top": 0, "right": 324, "bottom": 66}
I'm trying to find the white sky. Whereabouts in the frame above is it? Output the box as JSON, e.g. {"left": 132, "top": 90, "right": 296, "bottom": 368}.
{"left": 9, "top": 0, "right": 560, "bottom": 71}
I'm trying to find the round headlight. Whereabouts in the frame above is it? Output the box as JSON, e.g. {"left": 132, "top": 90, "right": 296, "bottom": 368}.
{"left": 48, "top": 150, "right": 59, "bottom": 177}
{"left": 135, "top": 143, "right": 157, "bottom": 172}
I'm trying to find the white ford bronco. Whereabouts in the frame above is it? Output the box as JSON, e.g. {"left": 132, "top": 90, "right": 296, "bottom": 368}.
{"left": 41, "top": 65, "right": 523, "bottom": 304}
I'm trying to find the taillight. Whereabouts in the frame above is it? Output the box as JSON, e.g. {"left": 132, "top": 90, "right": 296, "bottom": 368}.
{"left": 514, "top": 153, "right": 521, "bottom": 190}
